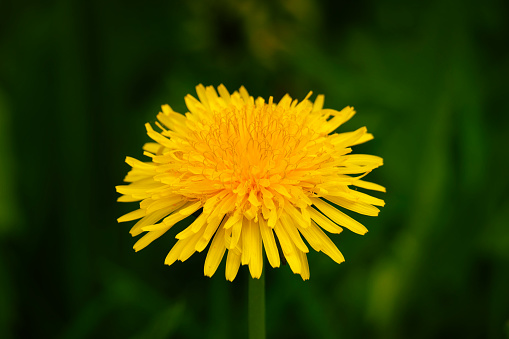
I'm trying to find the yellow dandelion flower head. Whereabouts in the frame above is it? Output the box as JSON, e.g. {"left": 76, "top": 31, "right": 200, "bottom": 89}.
{"left": 117, "top": 84, "right": 385, "bottom": 281}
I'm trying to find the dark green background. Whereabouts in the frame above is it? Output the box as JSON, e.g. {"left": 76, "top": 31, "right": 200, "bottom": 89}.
{"left": 1, "top": 0, "right": 508, "bottom": 338}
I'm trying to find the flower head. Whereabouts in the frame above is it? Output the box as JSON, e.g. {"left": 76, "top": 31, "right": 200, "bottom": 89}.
{"left": 117, "top": 84, "right": 385, "bottom": 281}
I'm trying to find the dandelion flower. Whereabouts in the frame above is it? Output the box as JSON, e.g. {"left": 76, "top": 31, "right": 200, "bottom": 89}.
{"left": 117, "top": 84, "right": 385, "bottom": 281}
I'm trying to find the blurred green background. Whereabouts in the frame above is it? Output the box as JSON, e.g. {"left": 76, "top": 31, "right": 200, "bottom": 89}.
{"left": 1, "top": 0, "right": 508, "bottom": 338}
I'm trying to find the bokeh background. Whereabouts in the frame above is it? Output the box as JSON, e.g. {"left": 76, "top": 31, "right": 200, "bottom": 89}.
{"left": 1, "top": 0, "right": 508, "bottom": 338}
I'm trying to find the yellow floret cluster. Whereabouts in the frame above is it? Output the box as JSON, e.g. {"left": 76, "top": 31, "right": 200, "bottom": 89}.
{"left": 117, "top": 84, "right": 384, "bottom": 281}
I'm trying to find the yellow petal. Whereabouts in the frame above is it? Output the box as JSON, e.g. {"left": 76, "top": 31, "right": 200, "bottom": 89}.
{"left": 230, "top": 217, "right": 243, "bottom": 250}
{"left": 274, "top": 220, "right": 301, "bottom": 274}
{"left": 308, "top": 207, "right": 343, "bottom": 234}
{"left": 225, "top": 246, "right": 242, "bottom": 282}
{"left": 277, "top": 94, "right": 292, "bottom": 110}
{"left": 204, "top": 225, "right": 226, "bottom": 277}
{"left": 224, "top": 211, "right": 242, "bottom": 229}
{"left": 343, "top": 154, "right": 383, "bottom": 167}
{"left": 125, "top": 157, "right": 156, "bottom": 172}
{"left": 297, "top": 250, "right": 310, "bottom": 280}
{"left": 145, "top": 123, "right": 175, "bottom": 149}
{"left": 294, "top": 222, "right": 321, "bottom": 252}
{"left": 165, "top": 238, "right": 187, "bottom": 266}
{"left": 133, "top": 229, "right": 167, "bottom": 252}
{"left": 175, "top": 213, "right": 208, "bottom": 240}
{"left": 146, "top": 196, "right": 185, "bottom": 214}
{"left": 118, "top": 209, "right": 145, "bottom": 223}
{"left": 179, "top": 201, "right": 203, "bottom": 216}
{"left": 272, "top": 184, "right": 291, "bottom": 198}
{"left": 184, "top": 94, "right": 207, "bottom": 117}
{"left": 130, "top": 204, "right": 184, "bottom": 236}
{"left": 195, "top": 84, "right": 210, "bottom": 110}
{"left": 349, "top": 190, "right": 385, "bottom": 206}
{"left": 248, "top": 221, "right": 263, "bottom": 279}
{"left": 312, "top": 94, "right": 324, "bottom": 112}
{"left": 239, "top": 86, "right": 251, "bottom": 103}
{"left": 283, "top": 204, "right": 310, "bottom": 229}
{"left": 241, "top": 219, "right": 252, "bottom": 265}
{"left": 323, "top": 106, "right": 356, "bottom": 134}
{"left": 309, "top": 221, "right": 345, "bottom": 264}
{"left": 195, "top": 216, "right": 225, "bottom": 252}
{"left": 259, "top": 217, "right": 280, "bottom": 268}
{"left": 280, "top": 214, "right": 309, "bottom": 253}
{"left": 178, "top": 226, "right": 207, "bottom": 261}
{"left": 142, "top": 204, "right": 193, "bottom": 231}
{"left": 351, "top": 179, "right": 386, "bottom": 192}
{"left": 117, "top": 195, "right": 142, "bottom": 202}
{"left": 311, "top": 198, "right": 368, "bottom": 235}
{"left": 248, "top": 190, "right": 261, "bottom": 207}
{"left": 142, "top": 142, "right": 162, "bottom": 153}
{"left": 324, "top": 195, "right": 380, "bottom": 216}
{"left": 217, "top": 84, "right": 231, "bottom": 104}
{"left": 330, "top": 127, "right": 369, "bottom": 147}
{"left": 203, "top": 190, "right": 229, "bottom": 214}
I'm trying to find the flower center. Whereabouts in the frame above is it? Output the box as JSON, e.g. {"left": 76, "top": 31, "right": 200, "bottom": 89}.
{"left": 186, "top": 102, "right": 320, "bottom": 189}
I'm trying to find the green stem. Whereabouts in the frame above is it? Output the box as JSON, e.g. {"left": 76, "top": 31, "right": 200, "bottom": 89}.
{"left": 248, "top": 272, "right": 266, "bottom": 339}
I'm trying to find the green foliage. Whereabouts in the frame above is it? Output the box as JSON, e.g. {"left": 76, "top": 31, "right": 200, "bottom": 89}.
{"left": 0, "top": 0, "right": 508, "bottom": 338}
